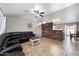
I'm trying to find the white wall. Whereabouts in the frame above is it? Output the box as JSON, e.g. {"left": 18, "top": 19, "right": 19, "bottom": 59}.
{"left": 6, "top": 15, "right": 42, "bottom": 37}
{"left": 45, "top": 4, "right": 79, "bottom": 24}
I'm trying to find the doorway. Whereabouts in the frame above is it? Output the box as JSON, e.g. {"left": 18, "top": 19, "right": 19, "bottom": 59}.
{"left": 65, "top": 24, "right": 77, "bottom": 38}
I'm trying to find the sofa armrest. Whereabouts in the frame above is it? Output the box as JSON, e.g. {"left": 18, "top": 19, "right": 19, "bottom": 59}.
{"left": 0, "top": 43, "right": 21, "bottom": 55}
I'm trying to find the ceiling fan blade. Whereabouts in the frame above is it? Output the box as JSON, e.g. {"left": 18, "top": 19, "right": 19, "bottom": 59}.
{"left": 34, "top": 10, "right": 39, "bottom": 14}
{"left": 40, "top": 12, "right": 45, "bottom": 14}
{"left": 40, "top": 15, "right": 44, "bottom": 17}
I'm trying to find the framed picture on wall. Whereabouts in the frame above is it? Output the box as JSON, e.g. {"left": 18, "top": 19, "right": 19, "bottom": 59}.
{"left": 27, "top": 23, "right": 32, "bottom": 28}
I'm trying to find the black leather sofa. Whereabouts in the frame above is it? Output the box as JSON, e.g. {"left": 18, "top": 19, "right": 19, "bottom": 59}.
{"left": 0, "top": 31, "right": 35, "bottom": 56}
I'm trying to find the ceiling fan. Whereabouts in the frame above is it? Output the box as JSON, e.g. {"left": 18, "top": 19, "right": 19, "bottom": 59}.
{"left": 24, "top": 9, "right": 45, "bottom": 18}
{"left": 33, "top": 10, "right": 45, "bottom": 17}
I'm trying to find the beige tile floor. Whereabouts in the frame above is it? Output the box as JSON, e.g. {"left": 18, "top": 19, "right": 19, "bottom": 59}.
{"left": 21, "top": 37, "right": 79, "bottom": 56}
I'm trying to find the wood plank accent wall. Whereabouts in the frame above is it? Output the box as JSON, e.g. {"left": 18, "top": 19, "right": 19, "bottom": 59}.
{"left": 42, "top": 22, "right": 64, "bottom": 41}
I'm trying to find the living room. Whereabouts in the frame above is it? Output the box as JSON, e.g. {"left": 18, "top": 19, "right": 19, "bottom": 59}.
{"left": 0, "top": 3, "right": 79, "bottom": 56}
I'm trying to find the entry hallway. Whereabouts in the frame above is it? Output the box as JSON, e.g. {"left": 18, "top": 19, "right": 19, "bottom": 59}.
{"left": 21, "top": 37, "right": 79, "bottom": 56}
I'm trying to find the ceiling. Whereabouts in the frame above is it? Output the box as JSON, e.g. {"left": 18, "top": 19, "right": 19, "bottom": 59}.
{"left": 0, "top": 3, "right": 74, "bottom": 16}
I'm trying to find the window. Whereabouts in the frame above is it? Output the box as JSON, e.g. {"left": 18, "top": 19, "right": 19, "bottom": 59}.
{"left": 53, "top": 24, "right": 64, "bottom": 30}
{"left": 0, "top": 8, "right": 6, "bottom": 35}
